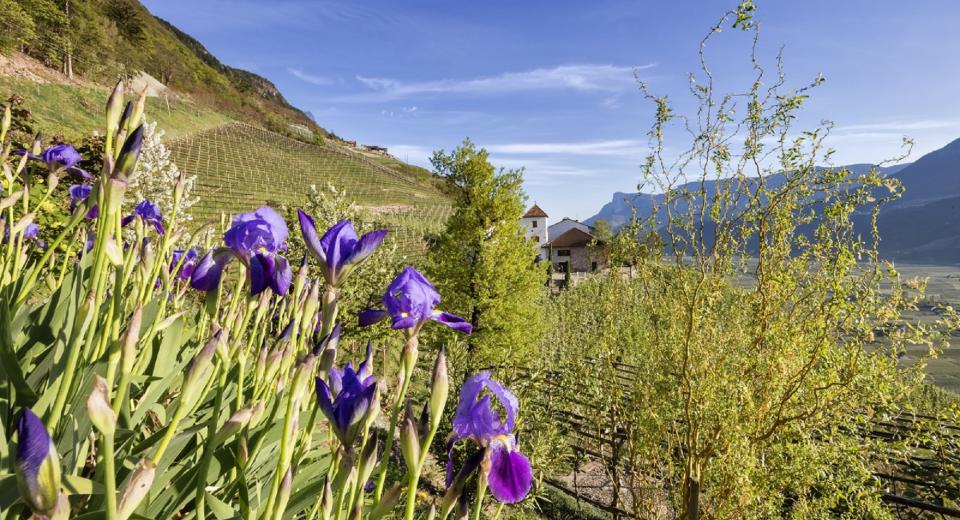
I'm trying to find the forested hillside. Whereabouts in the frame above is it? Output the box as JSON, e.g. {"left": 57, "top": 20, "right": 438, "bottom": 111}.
{"left": 1, "top": 0, "right": 322, "bottom": 140}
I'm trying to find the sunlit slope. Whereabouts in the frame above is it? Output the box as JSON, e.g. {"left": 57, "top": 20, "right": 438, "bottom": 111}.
{"left": 168, "top": 123, "right": 453, "bottom": 251}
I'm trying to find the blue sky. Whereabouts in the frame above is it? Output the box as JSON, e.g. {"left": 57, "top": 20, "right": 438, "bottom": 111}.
{"left": 142, "top": 0, "right": 960, "bottom": 220}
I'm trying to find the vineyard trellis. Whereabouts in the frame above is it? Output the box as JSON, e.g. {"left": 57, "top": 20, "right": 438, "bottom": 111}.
{"left": 166, "top": 122, "right": 453, "bottom": 253}
{"left": 532, "top": 358, "right": 960, "bottom": 519}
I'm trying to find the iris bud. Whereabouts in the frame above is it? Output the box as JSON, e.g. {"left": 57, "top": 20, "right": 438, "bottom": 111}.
{"left": 276, "top": 468, "right": 293, "bottom": 516}
{"left": 117, "top": 458, "right": 155, "bottom": 520}
{"left": 356, "top": 430, "right": 379, "bottom": 487}
{"left": 400, "top": 406, "right": 420, "bottom": 472}
{"left": 131, "top": 89, "right": 147, "bottom": 130}
{"left": 213, "top": 403, "right": 263, "bottom": 445}
{"left": 11, "top": 212, "right": 35, "bottom": 236}
{"left": 113, "top": 125, "right": 144, "bottom": 180}
{"left": 173, "top": 171, "right": 186, "bottom": 207}
{"left": 182, "top": 331, "right": 221, "bottom": 404}
{"left": 86, "top": 376, "right": 117, "bottom": 435}
{"left": 105, "top": 237, "right": 124, "bottom": 266}
{"left": 45, "top": 171, "right": 60, "bottom": 196}
{"left": 430, "top": 347, "right": 448, "bottom": 431}
{"left": 321, "top": 477, "right": 333, "bottom": 520}
{"left": 0, "top": 188, "right": 23, "bottom": 210}
{"left": 105, "top": 80, "right": 125, "bottom": 137}
{"left": 2, "top": 104, "right": 10, "bottom": 138}
{"left": 15, "top": 409, "right": 61, "bottom": 516}
{"left": 31, "top": 132, "right": 42, "bottom": 156}
{"left": 106, "top": 176, "right": 128, "bottom": 214}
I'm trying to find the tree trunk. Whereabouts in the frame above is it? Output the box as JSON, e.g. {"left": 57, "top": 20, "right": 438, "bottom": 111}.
{"left": 63, "top": 0, "right": 73, "bottom": 79}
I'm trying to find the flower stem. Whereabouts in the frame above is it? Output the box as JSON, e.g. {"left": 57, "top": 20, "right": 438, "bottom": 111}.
{"left": 472, "top": 468, "right": 488, "bottom": 520}
{"left": 373, "top": 335, "right": 418, "bottom": 501}
{"left": 195, "top": 364, "right": 227, "bottom": 520}
{"left": 102, "top": 430, "right": 117, "bottom": 520}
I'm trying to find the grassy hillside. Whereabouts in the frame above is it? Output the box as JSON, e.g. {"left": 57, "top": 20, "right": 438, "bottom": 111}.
{"left": 4, "top": 0, "right": 322, "bottom": 140}
{"left": 0, "top": 75, "right": 230, "bottom": 141}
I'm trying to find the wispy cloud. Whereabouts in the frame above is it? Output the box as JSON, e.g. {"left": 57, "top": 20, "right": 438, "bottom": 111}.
{"left": 833, "top": 120, "right": 960, "bottom": 133}
{"left": 487, "top": 139, "right": 643, "bottom": 157}
{"left": 337, "top": 63, "right": 654, "bottom": 102}
{"left": 288, "top": 68, "right": 334, "bottom": 86}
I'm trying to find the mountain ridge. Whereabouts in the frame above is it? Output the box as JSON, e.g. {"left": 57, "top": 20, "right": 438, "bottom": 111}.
{"left": 586, "top": 139, "right": 960, "bottom": 264}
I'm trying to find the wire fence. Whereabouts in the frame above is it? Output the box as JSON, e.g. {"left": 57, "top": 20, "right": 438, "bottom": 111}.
{"left": 165, "top": 122, "right": 453, "bottom": 254}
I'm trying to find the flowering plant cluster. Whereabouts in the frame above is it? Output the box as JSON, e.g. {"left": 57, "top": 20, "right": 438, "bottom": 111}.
{"left": 0, "top": 82, "right": 531, "bottom": 520}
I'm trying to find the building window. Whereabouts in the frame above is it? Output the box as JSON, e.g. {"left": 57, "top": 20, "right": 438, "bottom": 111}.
{"left": 534, "top": 236, "right": 539, "bottom": 242}
{"left": 557, "top": 249, "right": 571, "bottom": 257}
{"left": 532, "top": 221, "right": 538, "bottom": 228}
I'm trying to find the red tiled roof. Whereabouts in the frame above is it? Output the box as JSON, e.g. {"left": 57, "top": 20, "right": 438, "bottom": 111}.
{"left": 523, "top": 204, "right": 548, "bottom": 218}
{"left": 547, "top": 228, "right": 596, "bottom": 248}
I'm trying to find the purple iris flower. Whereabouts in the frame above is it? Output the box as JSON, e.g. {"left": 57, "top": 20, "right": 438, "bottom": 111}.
{"left": 14, "top": 144, "right": 92, "bottom": 179}
{"left": 122, "top": 199, "right": 165, "bottom": 234}
{"left": 190, "top": 205, "right": 293, "bottom": 296}
{"left": 15, "top": 408, "right": 61, "bottom": 515}
{"left": 447, "top": 372, "right": 532, "bottom": 504}
{"left": 358, "top": 267, "right": 472, "bottom": 334}
{"left": 297, "top": 211, "right": 388, "bottom": 286}
{"left": 170, "top": 249, "right": 198, "bottom": 281}
{"left": 68, "top": 184, "right": 98, "bottom": 219}
{"left": 315, "top": 343, "right": 377, "bottom": 447}
{"left": 3, "top": 223, "right": 44, "bottom": 248}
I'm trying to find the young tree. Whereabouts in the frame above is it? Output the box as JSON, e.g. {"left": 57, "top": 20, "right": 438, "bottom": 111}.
{"left": 588, "top": 217, "right": 613, "bottom": 266}
{"left": 427, "top": 140, "right": 547, "bottom": 375}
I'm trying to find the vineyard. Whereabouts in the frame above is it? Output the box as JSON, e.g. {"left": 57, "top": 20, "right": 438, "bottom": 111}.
{"left": 166, "top": 122, "right": 454, "bottom": 253}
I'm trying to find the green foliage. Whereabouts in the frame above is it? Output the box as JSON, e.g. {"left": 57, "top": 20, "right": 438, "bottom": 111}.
{"left": 0, "top": 0, "right": 36, "bottom": 53}
{"left": 0, "top": 85, "right": 506, "bottom": 520}
{"left": 532, "top": 8, "right": 960, "bottom": 519}
{"left": 426, "top": 140, "right": 547, "bottom": 376}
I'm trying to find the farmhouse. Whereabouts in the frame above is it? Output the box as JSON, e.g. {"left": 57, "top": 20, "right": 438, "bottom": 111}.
{"left": 548, "top": 217, "right": 592, "bottom": 239}
{"left": 546, "top": 227, "right": 605, "bottom": 273}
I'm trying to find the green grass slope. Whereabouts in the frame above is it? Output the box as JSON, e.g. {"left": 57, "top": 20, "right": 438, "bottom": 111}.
{"left": 0, "top": 75, "right": 231, "bottom": 140}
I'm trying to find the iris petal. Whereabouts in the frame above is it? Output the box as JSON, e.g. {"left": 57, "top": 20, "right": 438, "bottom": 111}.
{"left": 488, "top": 444, "right": 533, "bottom": 504}
{"left": 270, "top": 255, "right": 292, "bottom": 295}
{"left": 249, "top": 254, "right": 275, "bottom": 296}
{"left": 343, "top": 228, "right": 388, "bottom": 266}
{"left": 432, "top": 311, "right": 473, "bottom": 334}
{"left": 297, "top": 209, "right": 327, "bottom": 266}
{"left": 358, "top": 309, "right": 389, "bottom": 327}
{"left": 190, "top": 248, "right": 236, "bottom": 291}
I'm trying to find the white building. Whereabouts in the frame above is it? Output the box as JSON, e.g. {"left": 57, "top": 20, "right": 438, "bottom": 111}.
{"left": 521, "top": 204, "right": 549, "bottom": 260}
{"left": 548, "top": 217, "right": 592, "bottom": 240}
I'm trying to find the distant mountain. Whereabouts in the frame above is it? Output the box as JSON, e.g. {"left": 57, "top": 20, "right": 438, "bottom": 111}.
{"left": 585, "top": 143, "right": 960, "bottom": 265}
{"left": 585, "top": 164, "right": 887, "bottom": 229}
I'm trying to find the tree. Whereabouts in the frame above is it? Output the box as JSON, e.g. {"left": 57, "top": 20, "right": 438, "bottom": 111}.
{"left": 0, "top": 0, "right": 37, "bottom": 53}
{"left": 588, "top": 218, "right": 613, "bottom": 265}
{"left": 427, "top": 140, "right": 547, "bottom": 376}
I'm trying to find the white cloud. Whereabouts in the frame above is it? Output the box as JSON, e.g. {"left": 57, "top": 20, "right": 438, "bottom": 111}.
{"left": 487, "top": 139, "right": 643, "bottom": 157}
{"left": 386, "top": 144, "right": 434, "bottom": 166}
{"left": 288, "top": 68, "right": 334, "bottom": 86}
{"left": 340, "top": 63, "right": 655, "bottom": 102}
